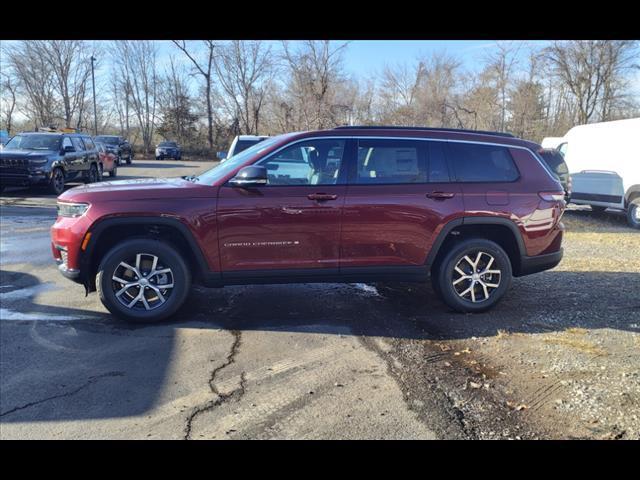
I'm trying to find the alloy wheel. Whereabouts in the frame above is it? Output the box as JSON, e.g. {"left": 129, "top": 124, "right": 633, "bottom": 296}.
{"left": 452, "top": 251, "right": 501, "bottom": 303}
{"left": 112, "top": 253, "right": 174, "bottom": 311}
{"left": 52, "top": 169, "right": 64, "bottom": 193}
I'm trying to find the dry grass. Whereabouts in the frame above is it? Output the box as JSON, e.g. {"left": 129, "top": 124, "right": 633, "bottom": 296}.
{"left": 542, "top": 334, "right": 608, "bottom": 356}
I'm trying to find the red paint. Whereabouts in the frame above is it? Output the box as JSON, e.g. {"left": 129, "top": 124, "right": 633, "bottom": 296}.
{"left": 51, "top": 128, "right": 565, "bottom": 279}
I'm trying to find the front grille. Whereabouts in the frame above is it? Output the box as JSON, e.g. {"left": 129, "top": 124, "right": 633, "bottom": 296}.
{"left": 0, "top": 158, "right": 30, "bottom": 167}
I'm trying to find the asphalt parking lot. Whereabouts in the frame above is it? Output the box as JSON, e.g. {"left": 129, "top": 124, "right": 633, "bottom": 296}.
{"left": 1, "top": 159, "right": 638, "bottom": 439}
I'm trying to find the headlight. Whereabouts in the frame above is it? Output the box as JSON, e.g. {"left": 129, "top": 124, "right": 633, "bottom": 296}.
{"left": 57, "top": 202, "right": 90, "bottom": 218}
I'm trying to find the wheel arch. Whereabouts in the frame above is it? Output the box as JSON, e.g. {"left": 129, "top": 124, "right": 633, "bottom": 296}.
{"left": 426, "top": 216, "right": 526, "bottom": 276}
{"left": 81, "top": 216, "right": 213, "bottom": 292}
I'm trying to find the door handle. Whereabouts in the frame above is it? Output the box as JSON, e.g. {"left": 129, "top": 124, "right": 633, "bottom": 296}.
{"left": 426, "top": 191, "right": 455, "bottom": 200}
{"left": 307, "top": 193, "right": 338, "bottom": 201}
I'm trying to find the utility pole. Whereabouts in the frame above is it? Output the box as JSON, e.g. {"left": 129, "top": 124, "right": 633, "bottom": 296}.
{"left": 91, "top": 55, "right": 97, "bottom": 136}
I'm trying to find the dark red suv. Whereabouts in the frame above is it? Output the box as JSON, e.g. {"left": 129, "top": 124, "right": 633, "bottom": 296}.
{"left": 51, "top": 126, "right": 565, "bottom": 322}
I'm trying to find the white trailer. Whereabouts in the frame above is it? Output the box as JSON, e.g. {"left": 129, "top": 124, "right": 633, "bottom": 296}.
{"left": 556, "top": 118, "right": 640, "bottom": 228}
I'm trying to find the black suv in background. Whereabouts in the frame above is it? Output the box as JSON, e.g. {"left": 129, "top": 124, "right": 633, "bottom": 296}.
{"left": 0, "top": 132, "right": 101, "bottom": 195}
{"left": 94, "top": 135, "right": 134, "bottom": 164}
{"left": 155, "top": 141, "right": 182, "bottom": 160}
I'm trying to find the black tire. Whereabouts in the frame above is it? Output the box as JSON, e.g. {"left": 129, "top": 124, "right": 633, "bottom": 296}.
{"left": 155, "top": 156, "right": 161, "bottom": 161}
{"left": 97, "top": 163, "right": 104, "bottom": 182}
{"left": 433, "top": 238, "right": 512, "bottom": 313}
{"left": 627, "top": 199, "right": 640, "bottom": 230}
{"left": 96, "top": 239, "right": 191, "bottom": 323}
{"left": 0, "top": 185, "right": 5, "bottom": 194}
{"left": 48, "top": 167, "right": 65, "bottom": 195}
{"left": 85, "top": 163, "right": 99, "bottom": 184}
{"left": 591, "top": 205, "right": 607, "bottom": 213}
{"left": 109, "top": 163, "right": 118, "bottom": 177}
{"left": 126, "top": 156, "right": 132, "bottom": 165}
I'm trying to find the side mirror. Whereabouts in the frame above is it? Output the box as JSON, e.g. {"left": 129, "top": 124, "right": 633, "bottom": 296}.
{"left": 63, "top": 145, "right": 75, "bottom": 153}
{"left": 217, "top": 151, "right": 227, "bottom": 160}
{"left": 228, "top": 165, "right": 268, "bottom": 187}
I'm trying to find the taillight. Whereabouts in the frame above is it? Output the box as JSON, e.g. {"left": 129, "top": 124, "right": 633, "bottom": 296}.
{"left": 538, "top": 192, "right": 566, "bottom": 202}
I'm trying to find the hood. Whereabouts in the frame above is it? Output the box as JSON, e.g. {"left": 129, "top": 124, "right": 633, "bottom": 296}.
{"left": 58, "top": 177, "right": 214, "bottom": 203}
{"left": 0, "top": 148, "right": 56, "bottom": 159}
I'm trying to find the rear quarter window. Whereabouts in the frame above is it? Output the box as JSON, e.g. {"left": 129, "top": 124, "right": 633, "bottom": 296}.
{"left": 448, "top": 142, "right": 519, "bottom": 182}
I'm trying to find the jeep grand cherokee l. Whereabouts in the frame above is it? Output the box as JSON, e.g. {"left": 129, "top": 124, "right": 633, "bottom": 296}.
{"left": 1, "top": 132, "right": 101, "bottom": 195}
{"left": 51, "top": 126, "right": 565, "bottom": 323}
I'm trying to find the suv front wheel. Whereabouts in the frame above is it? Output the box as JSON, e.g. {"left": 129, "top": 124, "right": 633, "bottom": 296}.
{"left": 433, "top": 238, "right": 512, "bottom": 313}
{"left": 97, "top": 239, "right": 191, "bottom": 323}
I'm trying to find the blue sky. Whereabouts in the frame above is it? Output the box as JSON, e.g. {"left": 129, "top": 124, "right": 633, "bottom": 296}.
{"left": 153, "top": 40, "right": 551, "bottom": 78}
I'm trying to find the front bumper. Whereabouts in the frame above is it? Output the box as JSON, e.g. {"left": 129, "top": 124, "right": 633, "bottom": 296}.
{"left": 0, "top": 171, "right": 50, "bottom": 187}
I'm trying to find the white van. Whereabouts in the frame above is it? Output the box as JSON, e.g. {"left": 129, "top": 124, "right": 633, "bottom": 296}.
{"left": 553, "top": 118, "right": 640, "bottom": 228}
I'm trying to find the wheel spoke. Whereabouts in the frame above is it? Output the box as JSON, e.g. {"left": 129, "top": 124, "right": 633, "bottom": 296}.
{"left": 127, "top": 291, "right": 142, "bottom": 308}
{"left": 454, "top": 266, "right": 467, "bottom": 277}
{"left": 463, "top": 255, "right": 475, "bottom": 269}
{"left": 484, "top": 282, "right": 500, "bottom": 288}
{"left": 112, "top": 275, "right": 131, "bottom": 284}
{"left": 480, "top": 282, "right": 489, "bottom": 300}
{"left": 150, "top": 286, "right": 166, "bottom": 304}
{"left": 484, "top": 257, "right": 494, "bottom": 271}
{"left": 474, "top": 251, "right": 482, "bottom": 270}
{"left": 115, "top": 284, "right": 136, "bottom": 298}
{"left": 453, "top": 275, "right": 470, "bottom": 286}
{"left": 483, "top": 269, "right": 501, "bottom": 275}
{"left": 470, "top": 285, "right": 476, "bottom": 302}
{"left": 135, "top": 254, "right": 142, "bottom": 271}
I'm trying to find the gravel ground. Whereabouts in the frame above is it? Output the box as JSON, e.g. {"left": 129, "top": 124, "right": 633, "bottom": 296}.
{"left": 371, "top": 206, "right": 639, "bottom": 439}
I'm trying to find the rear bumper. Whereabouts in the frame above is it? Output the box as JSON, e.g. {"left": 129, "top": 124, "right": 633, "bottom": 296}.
{"left": 517, "top": 248, "right": 563, "bottom": 277}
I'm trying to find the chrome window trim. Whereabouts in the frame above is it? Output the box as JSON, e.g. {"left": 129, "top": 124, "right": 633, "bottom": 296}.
{"left": 253, "top": 135, "right": 558, "bottom": 185}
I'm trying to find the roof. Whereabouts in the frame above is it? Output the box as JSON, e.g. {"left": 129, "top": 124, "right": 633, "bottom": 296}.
{"left": 333, "top": 125, "right": 514, "bottom": 138}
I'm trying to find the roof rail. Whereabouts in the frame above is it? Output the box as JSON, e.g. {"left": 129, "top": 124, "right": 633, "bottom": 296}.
{"left": 333, "top": 125, "right": 515, "bottom": 138}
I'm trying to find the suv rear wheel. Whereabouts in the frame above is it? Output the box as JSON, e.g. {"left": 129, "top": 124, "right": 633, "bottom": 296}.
{"left": 433, "top": 238, "right": 512, "bottom": 313}
{"left": 96, "top": 239, "right": 191, "bottom": 323}
{"left": 86, "top": 163, "right": 99, "bottom": 184}
{"left": 627, "top": 199, "right": 640, "bottom": 229}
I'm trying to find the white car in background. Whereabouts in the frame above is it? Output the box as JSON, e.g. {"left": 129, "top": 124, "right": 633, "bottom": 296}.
{"left": 544, "top": 118, "right": 640, "bottom": 229}
{"left": 218, "top": 135, "right": 269, "bottom": 163}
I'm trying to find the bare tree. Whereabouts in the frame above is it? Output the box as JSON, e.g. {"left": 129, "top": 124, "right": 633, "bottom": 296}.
{"left": 213, "top": 40, "right": 275, "bottom": 135}
{"left": 281, "top": 40, "right": 349, "bottom": 130}
{"left": 1, "top": 71, "right": 18, "bottom": 134}
{"left": 543, "top": 40, "right": 639, "bottom": 125}
{"left": 112, "top": 41, "right": 159, "bottom": 153}
{"left": 157, "top": 58, "right": 197, "bottom": 145}
{"left": 172, "top": 40, "right": 215, "bottom": 149}
{"left": 7, "top": 41, "right": 58, "bottom": 128}
{"left": 483, "top": 41, "right": 522, "bottom": 131}
{"left": 32, "top": 40, "right": 93, "bottom": 129}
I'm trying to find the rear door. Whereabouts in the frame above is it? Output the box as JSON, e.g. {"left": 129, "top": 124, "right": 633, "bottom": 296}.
{"left": 217, "top": 137, "right": 349, "bottom": 273}
{"left": 70, "top": 136, "right": 88, "bottom": 172}
{"left": 340, "top": 138, "right": 463, "bottom": 268}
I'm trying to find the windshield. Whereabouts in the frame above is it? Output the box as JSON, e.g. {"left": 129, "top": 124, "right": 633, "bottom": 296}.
{"left": 159, "top": 142, "right": 177, "bottom": 147}
{"left": 95, "top": 136, "right": 119, "bottom": 145}
{"left": 195, "top": 136, "right": 284, "bottom": 185}
{"left": 5, "top": 134, "right": 61, "bottom": 151}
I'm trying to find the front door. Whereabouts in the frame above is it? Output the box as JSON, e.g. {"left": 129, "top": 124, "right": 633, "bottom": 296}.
{"left": 217, "top": 137, "right": 349, "bottom": 273}
{"left": 340, "top": 138, "right": 463, "bottom": 268}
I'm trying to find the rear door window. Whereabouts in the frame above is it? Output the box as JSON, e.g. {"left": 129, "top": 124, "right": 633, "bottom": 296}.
{"left": 355, "top": 139, "right": 427, "bottom": 184}
{"left": 448, "top": 142, "right": 519, "bottom": 182}
{"left": 82, "top": 137, "right": 95, "bottom": 150}
{"left": 71, "top": 136, "right": 86, "bottom": 152}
